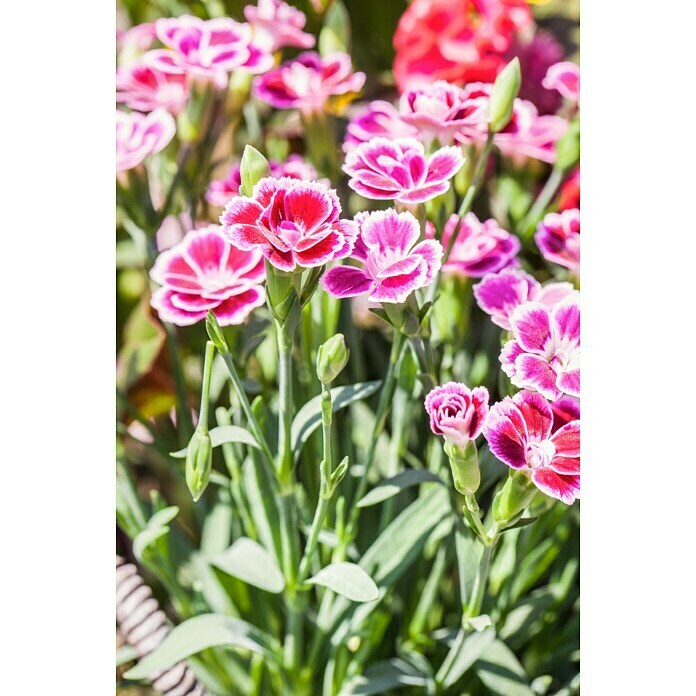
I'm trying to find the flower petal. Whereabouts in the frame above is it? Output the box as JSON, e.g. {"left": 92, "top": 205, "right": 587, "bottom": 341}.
{"left": 532, "top": 469, "right": 579, "bottom": 504}
{"left": 512, "top": 354, "right": 562, "bottom": 400}
{"left": 512, "top": 390, "right": 553, "bottom": 442}
{"left": 322, "top": 265, "right": 373, "bottom": 298}
{"left": 510, "top": 302, "right": 552, "bottom": 353}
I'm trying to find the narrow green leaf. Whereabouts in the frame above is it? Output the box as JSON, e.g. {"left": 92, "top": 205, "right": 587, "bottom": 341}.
{"left": 132, "top": 506, "right": 179, "bottom": 561}
{"left": 357, "top": 470, "right": 445, "bottom": 508}
{"left": 442, "top": 628, "right": 496, "bottom": 688}
{"left": 170, "top": 425, "right": 259, "bottom": 458}
{"left": 210, "top": 537, "right": 285, "bottom": 594}
{"left": 339, "top": 658, "right": 427, "bottom": 695}
{"left": 318, "top": 0, "right": 351, "bottom": 55}
{"left": 475, "top": 639, "right": 534, "bottom": 696}
{"left": 308, "top": 562, "right": 379, "bottom": 602}
{"left": 116, "top": 644, "right": 138, "bottom": 667}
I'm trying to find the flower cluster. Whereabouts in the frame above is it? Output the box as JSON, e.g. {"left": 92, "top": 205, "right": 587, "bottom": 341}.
{"left": 535, "top": 208, "right": 581, "bottom": 272}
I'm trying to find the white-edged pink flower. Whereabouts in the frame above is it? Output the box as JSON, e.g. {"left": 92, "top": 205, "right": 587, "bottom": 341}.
{"left": 484, "top": 390, "right": 580, "bottom": 504}
{"left": 116, "top": 61, "right": 189, "bottom": 114}
{"left": 117, "top": 23, "right": 157, "bottom": 64}
{"left": 343, "top": 100, "right": 419, "bottom": 153}
{"left": 150, "top": 225, "right": 266, "bottom": 326}
{"left": 439, "top": 213, "right": 520, "bottom": 278}
{"left": 144, "top": 15, "right": 273, "bottom": 89}
{"left": 253, "top": 51, "right": 365, "bottom": 113}
{"left": 244, "top": 0, "right": 315, "bottom": 52}
{"left": 424, "top": 382, "right": 489, "bottom": 447}
{"left": 501, "top": 295, "right": 580, "bottom": 401}
{"left": 473, "top": 268, "right": 576, "bottom": 329}
{"left": 535, "top": 208, "right": 580, "bottom": 271}
{"left": 116, "top": 108, "right": 176, "bottom": 172}
{"left": 543, "top": 61, "right": 580, "bottom": 103}
{"left": 220, "top": 177, "right": 358, "bottom": 272}
{"left": 322, "top": 209, "right": 442, "bottom": 304}
{"left": 343, "top": 137, "right": 464, "bottom": 204}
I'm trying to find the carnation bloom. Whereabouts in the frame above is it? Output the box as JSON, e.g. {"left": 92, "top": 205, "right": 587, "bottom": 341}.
{"left": 535, "top": 208, "right": 580, "bottom": 271}
{"left": 322, "top": 209, "right": 442, "bottom": 304}
{"left": 343, "top": 137, "right": 465, "bottom": 204}
{"left": 393, "top": 0, "right": 532, "bottom": 92}
{"left": 145, "top": 15, "right": 273, "bottom": 89}
{"left": 550, "top": 395, "right": 580, "bottom": 434}
{"left": 439, "top": 213, "right": 520, "bottom": 278}
{"left": 501, "top": 295, "right": 580, "bottom": 400}
{"left": 150, "top": 226, "right": 266, "bottom": 326}
{"left": 206, "top": 155, "right": 319, "bottom": 208}
{"left": 220, "top": 177, "right": 357, "bottom": 272}
{"left": 473, "top": 268, "right": 576, "bottom": 329}
{"left": 543, "top": 61, "right": 580, "bottom": 103}
{"left": 343, "top": 101, "right": 419, "bottom": 153}
{"left": 116, "top": 108, "right": 175, "bottom": 172}
{"left": 253, "top": 52, "right": 365, "bottom": 113}
{"left": 116, "top": 62, "right": 189, "bottom": 114}
{"left": 424, "top": 382, "right": 489, "bottom": 447}
{"left": 244, "top": 0, "right": 315, "bottom": 52}
{"left": 483, "top": 390, "right": 580, "bottom": 504}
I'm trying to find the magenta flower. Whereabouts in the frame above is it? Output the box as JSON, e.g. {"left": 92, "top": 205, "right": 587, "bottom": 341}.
{"left": 543, "top": 61, "right": 580, "bottom": 103}
{"left": 206, "top": 155, "right": 319, "bottom": 208}
{"left": 501, "top": 295, "right": 580, "bottom": 401}
{"left": 116, "top": 62, "right": 189, "bottom": 114}
{"left": 535, "top": 208, "right": 580, "bottom": 271}
{"left": 150, "top": 226, "right": 266, "bottom": 326}
{"left": 424, "top": 382, "right": 489, "bottom": 447}
{"left": 473, "top": 268, "right": 576, "bottom": 329}
{"left": 484, "top": 390, "right": 580, "bottom": 504}
{"left": 322, "top": 209, "right": 442, "bottom": 304}
{"left": 253, "top": 52, "right": 365, "bottom": 113}
{"left": 343, "top": 100, "right": 419, "bottom": 153}
{"left": 343, "top": 137, "right": 464, "bottom": 204}
{"left": 220, "top": 177, "right": 358, "bottom": 272}
{"left": 244, "top": 0, "right": 315, "bottom": 52}
{"left": 439, "top": 213, "right": 520, "bottom": 278}
{"left": 550, "top": 395, "right": 580, "bottom": 434}
{"left": 145, "top": 15, "right": 273, "bottom": 89}
{"left": 116, "top": 108, "right": 175, "bottom": 172}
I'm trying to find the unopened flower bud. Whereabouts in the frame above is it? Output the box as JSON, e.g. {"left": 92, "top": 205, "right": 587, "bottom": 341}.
{"left": 239, "top": 145, "right": 271, "bottom": 197}
{"left": 444, "top": 440, "right": 480, "bottom": 496}
{"left": 487, "top": 58, "right": 521, "bottom": 133}
{"left": 185, "top": 428, "right": 213, "bottom": 502}
{"left": 206, "top": 311, "right": 228, "bottom": 353}
{"left": 555, "top": 119, "right": 580, "bottom": 172}
{"left": 493, "top": 469, "right": 537, "bottom": 525}
{"left": 317, "top": 334, "right": 349, "bottom": 385}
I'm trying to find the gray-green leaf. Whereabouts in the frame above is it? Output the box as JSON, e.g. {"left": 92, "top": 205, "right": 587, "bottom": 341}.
{"left": 357, "top": 470, "right": 445, "bottom": 508}
{"left": 170, "top": 425, "right": 259, "bottom": 458}
{"left": 308, "top": 562, "right": 379, "bottom": 602}
{"left": 339, "top": 658, "right": 427, "bottom": 695}
{"left": 210, "top": 537, "right": 285, "bottom": 594}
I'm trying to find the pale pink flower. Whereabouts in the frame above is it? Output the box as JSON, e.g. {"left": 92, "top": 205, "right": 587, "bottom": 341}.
{"left": 343, "top": 137, "right": 464, "bottom": 204}
{"left": 484, "top": 390, "right": 580, "bottom": 504}
{"left": 473, "top": 268, "right": 575, "bottom": 329}
{"left": 535, "top": 208, "right": 580, "bottom": 271}
{"left": 322, "top": 209, "right": 442, "bottom": 304}
{"left": 116, "top": 108, "right": 175, "bottom": 172}
{"left": 501, "top": 295, "right": 580, "bottom": 401}
{"left": 543, "top": 61, "right": 580, "bottom": 103}
{"left": 220, "top": 177, "right": 357, "bottom": 272}
{"left": 117, "top": 23, "right": 157, "bottom": 65}
{"left": 343, "top": 101, "right": 419, "bottom": 153}
{"left": 150, "top": 226, "right": 266, "bottom": 326}
{"left": 116, "top": 61, "right": 189, "bottom": 114}
{"left": 424, "top": 382, "right": 489, "bottom": 447}
{"left": 244, "top": 0, "right": 315, "bottom": 52}
{"left": 253, "top": 51, "right": 365, "bottom": 113}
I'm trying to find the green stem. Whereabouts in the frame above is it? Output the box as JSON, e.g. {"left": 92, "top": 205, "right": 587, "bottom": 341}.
{"left": 464, "top": 540, "right": 495, "bottom": 620}
{"left": 519, "top": 165, "right": 564, "bottom": 239}
{"left": 198, "top": 341, "right": 215, "bottom": 429}
{"left": 276, "top": 323, "right": 295, "bottom": 482}
{"left": 464, "top": 495, "right": 490, "bottom": 545}
{"left": 163, "top": 321, "right": 193, "bottom": 445}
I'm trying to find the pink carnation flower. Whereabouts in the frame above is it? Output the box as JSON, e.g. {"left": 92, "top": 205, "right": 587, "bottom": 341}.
{"left": 473, "top": 268, "right": 576, "bottom": 329}
{"left": 484, "top": 390, "right": 580, "bottom": 504}
{"left": 439, "top": 213, "right": 520, "bottom": 278}
{"left": 206, "top": 155, "right": 319, "bottom": 208}
{"left": 244, "top": 0, "right": 315, "bottom": 52}
{"left": 150, "top": 226, "right": 266, "bottom": 326}
{"left": 543, "top": 61, "right": 580, "bottom": 103}
{"left": 116, "top": 108, "right": 175, "bottom": 172}
{"left": 501, "top": 295, "right": 580, "bottom": 401}
{"left": 145, "top": 15, "right": 273, "bottom": 89}
{"left": 116, "top": 61, "right": 189, "bottom": 114}
{"left": 535, "top": 208, "right": 580, "bottom": 271}
{"left": 343, "top": 101, "right": 419, "bottom": 153}
{"left": 550, "top": 395, "right": 580, "bottom": 434}
{"left": 343, "top": 137, "right": 465, "bottom": 204}
{"left": 424, "top": 382, "right": 489, "bottom": 447}
{"left": 322, "top": 209, "right": 442, "bottom": 304}
{"left": 117, "top": 23, "right": 157, "bottom": 64}
{"left": 253, "top": 51, "right": 365, "bottom": 113}
{"left": 220, "top": 177, "right": 357, "bottom": 272}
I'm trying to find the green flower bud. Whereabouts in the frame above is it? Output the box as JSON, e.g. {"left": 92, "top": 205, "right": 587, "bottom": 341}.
{"left": 239, "top": 145, "right": 271, "bottom": 197}
{"left": 206, "top": 311, "right": 228, "bottom": 353}
{"left": 317, "top": 334, "right": 350, "bottom": 385}
{"left": 487, "top": 58, "right": 522, "bottom": 133}
{"left": 555, "top": 119, "right": 580, "bottom": 172}
{"left": 493, "top": 469, "right": 537, "bottom": 525}
{"left": 444, "top": 440, "right": 481, "bottom": 496}
{"left": 185, "top": 429, "right": 213, "bottom": 502}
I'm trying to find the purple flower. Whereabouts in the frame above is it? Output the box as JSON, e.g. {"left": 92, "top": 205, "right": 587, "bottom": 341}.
{"left": 424, "top": 382, "right": 489, "bottom": 447}
{"left": 440, "top": 213, "right": 520, "bottom": 278}
{"left": 116, "top": 108, "right": 175, "bottom": 172}
{"left": 343, "top": 100, "right": 419, "bottom": 153}
{"left": 322, "top": 209, "right": 442, "bottom": 304}
{"left": 473, "top": 268, "right": 576, "bottom": 329}
{"left": 535, "top": 208, "right": 580, "bottom": 271}
{"left": 501, "top": 295, "right": 580, "bottom": 401}
{"left": 543, "top": 61, "right": 580, "bottom": 103}
{"left": 483, "top": 390, "right": 580, "bottom": 504}
{"left": 244, "top": 0, "right": 315, "bottom": 53}
{"left": 343, "top": 137, "right": 464, "bottom": 204}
